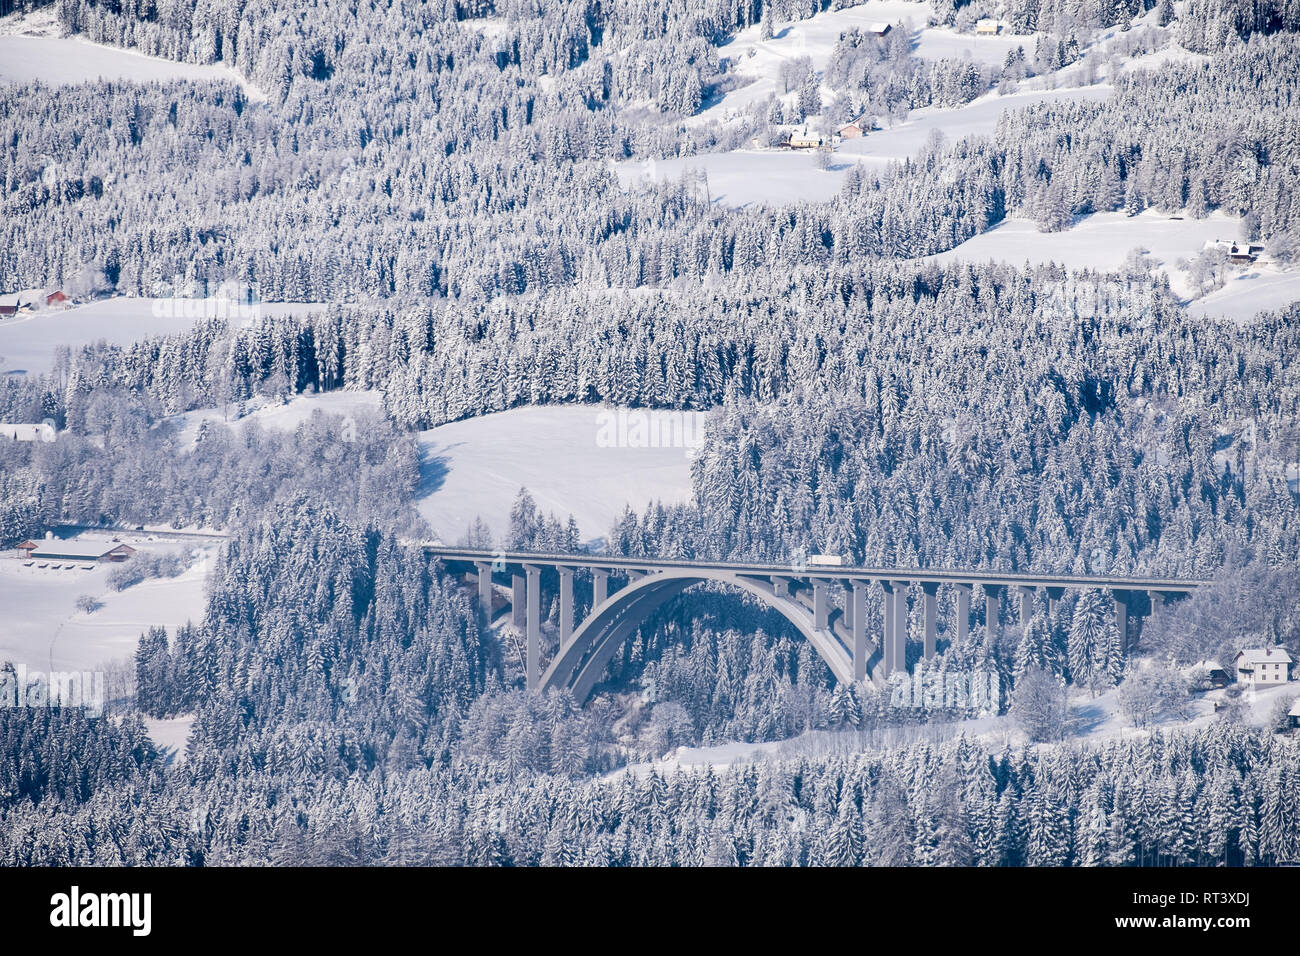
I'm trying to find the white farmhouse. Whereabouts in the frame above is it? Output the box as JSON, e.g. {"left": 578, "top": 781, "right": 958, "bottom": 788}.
{"left": 1234, "top": 647, "right": 1293, "bottom": 688}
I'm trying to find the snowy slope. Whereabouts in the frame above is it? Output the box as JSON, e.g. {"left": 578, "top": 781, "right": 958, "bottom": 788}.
{"left": 168, "top": 390, "right": 386, "bottom": 447}
{"left": 617, "top": 1, "right": 1198, "bottom": 209}
{"left": 697, "top": 3, "right": 1053, "bottom": 124}
{"left": 415, "top": 405, "right": 707, "bottom": 547}
{"left": 928, "top": 209, "right": 1238, "bottom": 278}
{"left": 700, "top": 1, "right": 933, "bottom": 120}
{"left": 1186, "top": 269, "right": 1300, "bottom": 323}
{"left": 835, "top": 86, "right": 1112, "bottom": 162}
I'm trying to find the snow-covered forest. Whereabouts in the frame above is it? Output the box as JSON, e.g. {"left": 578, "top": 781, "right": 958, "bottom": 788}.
{"left": 1, "top": 0, "right": 1298, "bottom": 869}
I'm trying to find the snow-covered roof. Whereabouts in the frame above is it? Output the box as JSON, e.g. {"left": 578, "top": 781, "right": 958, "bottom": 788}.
{"left": 19, "top": 540, "right": 135, "bottom": 559}
{"left": 1235, "top": 647, "right": 1294, "bottom": 665}
{"left": 1290, "top": 699, "right": 1300, "bottom": 718}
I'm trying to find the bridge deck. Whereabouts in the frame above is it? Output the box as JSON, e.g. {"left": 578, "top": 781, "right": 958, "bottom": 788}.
{"left": 423, "top": 546, "right": 1208, "bottom": 592}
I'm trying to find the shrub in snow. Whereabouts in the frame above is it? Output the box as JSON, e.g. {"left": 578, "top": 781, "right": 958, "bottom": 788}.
{"left": 1118, "top": 665, "right": 1190, "bottom": 728}
{"left": 107, "top": 551, "right": 190, "bottom": 592}
{"left": 1010, "top": 666, "right": 1070, "bottom": 742}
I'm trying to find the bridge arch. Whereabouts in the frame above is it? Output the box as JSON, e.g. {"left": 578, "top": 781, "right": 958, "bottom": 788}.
{"left": 538, "top": 569, "right": 856, "bottom": 703}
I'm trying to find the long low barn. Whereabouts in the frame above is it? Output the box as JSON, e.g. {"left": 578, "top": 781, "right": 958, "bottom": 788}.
{"left": 16, "top": 540, "right": 136, "bottom": 562}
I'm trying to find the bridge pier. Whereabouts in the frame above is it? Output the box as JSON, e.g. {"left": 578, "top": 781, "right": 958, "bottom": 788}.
{"left": 955, "top": 583, "right": 971, "bottom": 644}
{"left": 890, "top": 580, "right": 909, "bottom": 675}
{"left": 813, "top": 579, "right": 829, "bottom": 630}
{"left": 922, "top": 582, "right": 939, "bottom": 660}
{"left": 1114, "top": 592, "right": 1128, "bottom": 652}
{"left": 1046, "top": 586, "right": 1065, "bottom": 617}
{"left": 984, "top": 584, "right": 1002, "bottom": 635}
{"left": 881, "top": 583, "right": 895, "bottom": 677}
{"left": 474, "top": 560, "right": 493, "bottom": 623}
{"left": 852, "top": 581, "right": 868, "bottom": 681}
{"left": 511, "top": 572, "right": 526, "bottom": 628}
{"left": 1015, "top": 585, "right": 1035, "bottom": 623}
{"left": 558, "top": 566, "right": 574, "bottom": 646}
{"left": 524, "top": 564, "right": 541, "bottom": 690}
{"left": 593, "top": 568, "right": 608, "bottom": 607}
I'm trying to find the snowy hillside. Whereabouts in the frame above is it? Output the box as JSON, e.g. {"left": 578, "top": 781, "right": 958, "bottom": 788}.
{"left": 0, "top": 36, "right": 262, "bottom": 97}
{"left": 617, "top": 86, "right": 1111, "bottom": 206}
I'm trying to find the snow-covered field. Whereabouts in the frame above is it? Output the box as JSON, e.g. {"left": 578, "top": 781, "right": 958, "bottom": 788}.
{"left": 416, "top": 405, "right": 707, "bottom": 547}
{"left": 0, "top": 532, "right": 216, "bottom": 672}
{"left": 617, "top": 149, "right": 850, "bottom": 205}
{"left": 911, "top": 28, "right": 1030, "bottom": 65}
{"left": 0, "top": 297, "right": 327, "bottom": 376}
{"left": 0, "top": 34, "right": 261, "bottom": 96}
{"left": 143, "top": 715, "right": 197, "bottom": 765}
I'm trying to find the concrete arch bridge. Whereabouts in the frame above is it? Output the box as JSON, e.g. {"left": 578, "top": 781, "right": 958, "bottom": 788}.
{"left": 426, "top": 547, "right": 1205, "bottom": 703}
